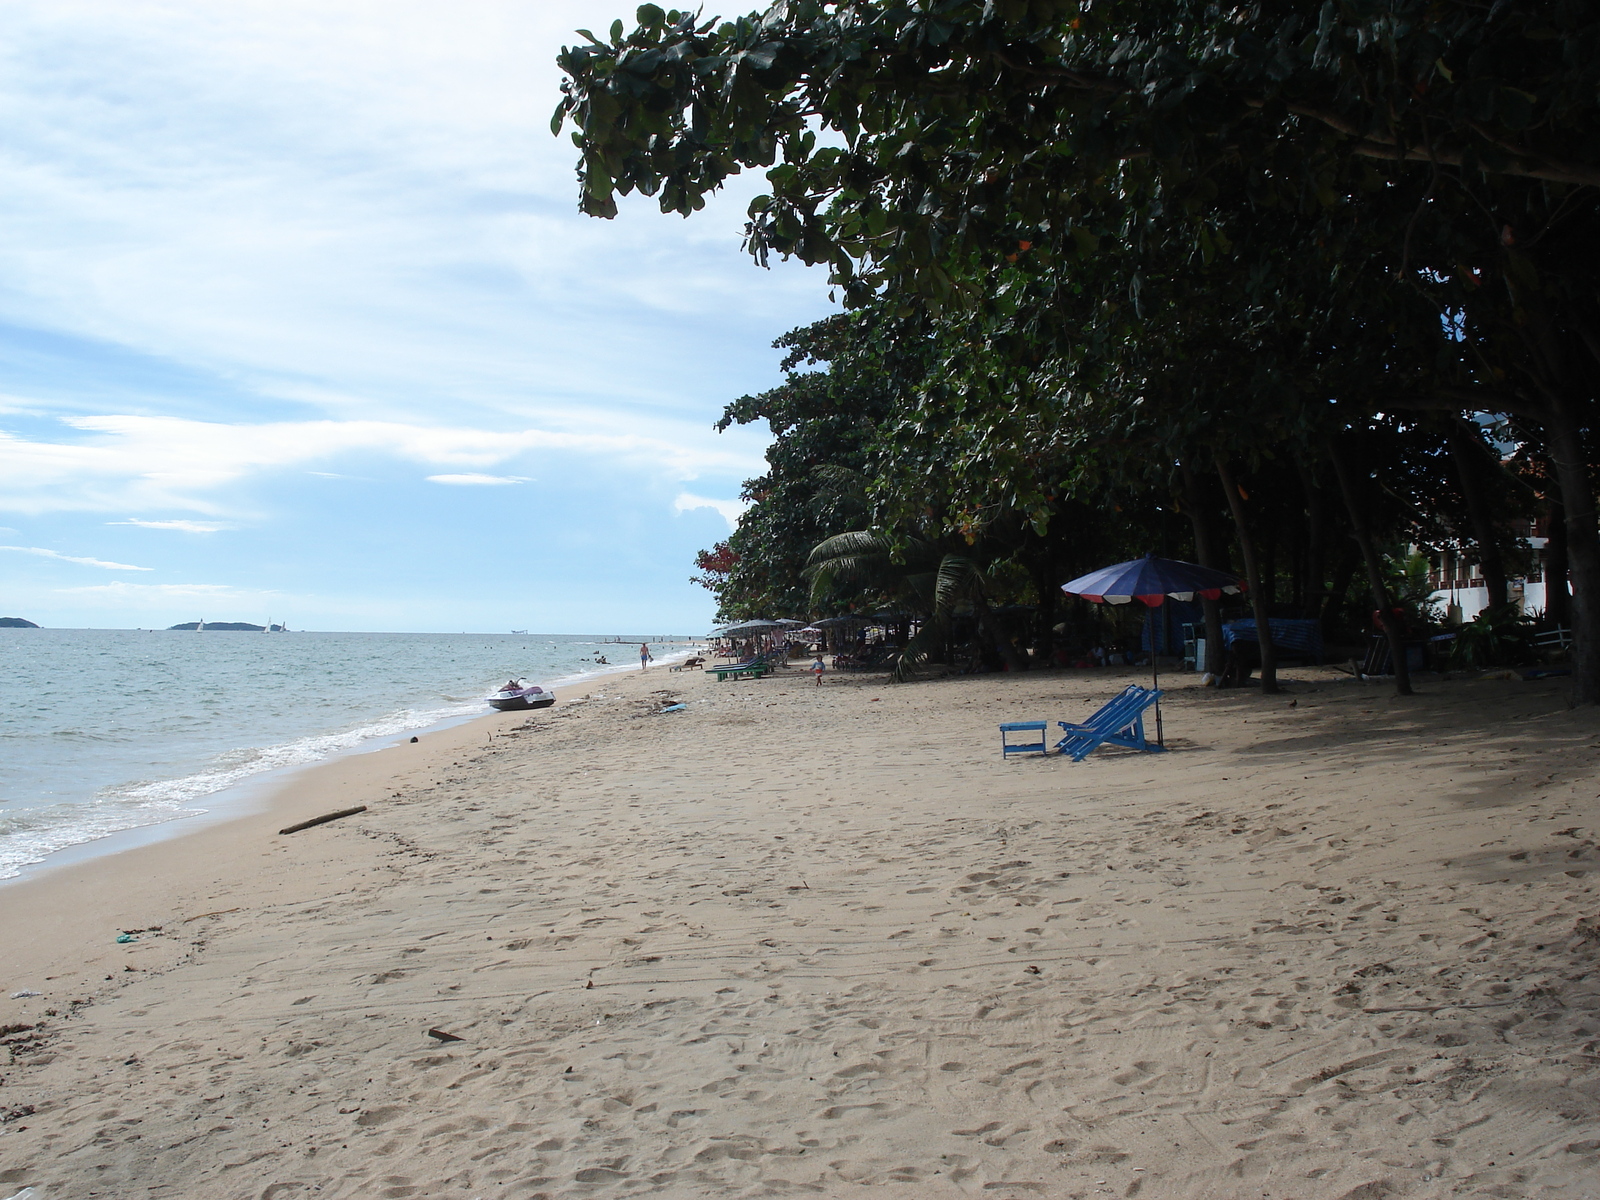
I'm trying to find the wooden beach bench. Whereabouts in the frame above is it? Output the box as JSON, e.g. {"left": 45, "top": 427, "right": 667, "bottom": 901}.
{"left": 1054, "top": 684, "right": 1165, "bottom": 762}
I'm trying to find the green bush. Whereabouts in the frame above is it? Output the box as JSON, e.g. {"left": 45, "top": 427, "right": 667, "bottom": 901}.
{"left": 1449, "top": 603, "right": 1538, "bottom": 669}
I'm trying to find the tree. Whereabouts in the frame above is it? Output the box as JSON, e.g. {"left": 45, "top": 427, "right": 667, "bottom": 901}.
{"left": 697, "top": 311, "right": 903, "bottom": 619}
{"left": 692, "top": 541, "right": 738, "bottom": 595}
{"left": 562, "top": 1, "right": 1588, "bottom": 691}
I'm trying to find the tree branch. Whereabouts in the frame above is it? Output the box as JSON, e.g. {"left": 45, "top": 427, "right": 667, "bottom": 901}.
{"left": 1244, "top": 99, "right": 1600, "bottom": 188}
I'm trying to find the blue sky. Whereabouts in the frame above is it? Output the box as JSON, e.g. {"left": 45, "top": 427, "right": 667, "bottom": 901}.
{"left": 0, "top": 2, "right": 830, "bottom": 633}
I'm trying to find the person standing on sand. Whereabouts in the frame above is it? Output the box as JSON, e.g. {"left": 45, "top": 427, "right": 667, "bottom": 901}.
{"left": 812, "top": 655, "right": 826, "bottom": 686}
{"left": 639, "top": 642, "right": 652, "bottom": 671}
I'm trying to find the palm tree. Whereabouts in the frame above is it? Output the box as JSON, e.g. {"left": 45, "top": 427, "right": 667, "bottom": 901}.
{"left": 805, "top": 532, "right": 1025, "bottom": 680}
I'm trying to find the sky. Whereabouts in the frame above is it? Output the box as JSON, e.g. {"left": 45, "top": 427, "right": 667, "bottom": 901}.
{"left": 0, "top": 1, "right": 831, "bottom": 633}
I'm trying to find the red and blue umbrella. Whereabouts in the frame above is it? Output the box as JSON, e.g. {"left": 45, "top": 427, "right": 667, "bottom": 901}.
{"left": 1061, "top": 554, "right": 1245, "bottom": 607}
{"left": 1061, "top": 554, "right": 1246, "bottom": 745}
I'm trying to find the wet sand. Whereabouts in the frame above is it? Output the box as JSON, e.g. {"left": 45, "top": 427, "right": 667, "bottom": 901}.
{"left": 1, "top": 662, "right": 1598, "bottom": 1198}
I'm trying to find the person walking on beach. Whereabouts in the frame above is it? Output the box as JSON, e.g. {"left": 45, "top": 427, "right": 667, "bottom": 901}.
{"left": 812, "top": 654, "right": 826, "bottom": 686}
{"left": 639, "top": 642, "right": 653, "bottom": 671}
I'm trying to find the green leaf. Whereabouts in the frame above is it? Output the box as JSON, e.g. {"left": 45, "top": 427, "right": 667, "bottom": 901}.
{"left": 1497, "top": 87, "right": 1535, "bottom": 130}
{"left": 744, "top": 45, "right": 779, "bottom": 70}
{"left": 637, "top": 3, "right": 665, "bottom": 28}
{"left": 610, "top": 18, "right": 624, "bottom": 44}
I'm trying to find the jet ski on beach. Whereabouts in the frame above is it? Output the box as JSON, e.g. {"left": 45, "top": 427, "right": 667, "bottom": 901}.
{"left": 486, "top": 679, "right": 555, "bottom": 711}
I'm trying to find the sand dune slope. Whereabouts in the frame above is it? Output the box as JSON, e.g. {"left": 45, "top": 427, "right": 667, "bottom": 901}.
{"left": 2, "top": 666, "right": 1599, "bottom": 1198}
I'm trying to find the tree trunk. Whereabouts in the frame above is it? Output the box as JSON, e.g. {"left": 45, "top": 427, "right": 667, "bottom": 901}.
{"left": 1545, "top": 494, "right": 1572, "bottom": 631}
{"left": 1290, "top": 511, "right": 1306, "bottom": 613}
{"left": 1328, "top": 440, "right": 1413, "bottom": 696}
{"left": 1181, "top": 461, "right": 1227, "bottom": 677}
{"left": 1448, "top": 422, "right": 1510, "bottom": 610}
{"left": 1501, "top": 285, "right": 1598, "bottom": 700}
{"left": 1215, "top": 456, "right": 1280, "bottom": 693}
{"left": 1540, "top": 397, "right": 1600, "bottom": 703}
{"left": 1259, "top": 498, "right": 1277, "bottom": 610}
{"left": 976, "top": 599, "right": 1027, "bottom": 673}
{"left": 1028, "top": 560, "right": 1057, "bottom": 664}
{"left": 1321, "top": 542, "right": 1361, "bottom": 628}
{"left": 1296, "top": 456, "right": 1329, "bottom": 620}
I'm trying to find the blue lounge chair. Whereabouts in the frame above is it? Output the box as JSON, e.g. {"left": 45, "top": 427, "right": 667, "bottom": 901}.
{"left": 1054, "top": 684, "right": 1166, "bottom": 762}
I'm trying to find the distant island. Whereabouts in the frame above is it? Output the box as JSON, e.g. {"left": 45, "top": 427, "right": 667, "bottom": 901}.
{"left": 167, "top": 621, "right": 287, "bottom": 632}
{"left": 0, "top": 616, "right": 39, "bottom": 628}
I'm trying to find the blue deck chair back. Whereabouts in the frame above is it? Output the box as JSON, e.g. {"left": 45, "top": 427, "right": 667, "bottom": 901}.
{"left": 1055, "top": 684, "right": 1166, "bottom": 762}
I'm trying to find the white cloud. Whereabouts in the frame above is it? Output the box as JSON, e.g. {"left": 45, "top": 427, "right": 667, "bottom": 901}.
{"left": 0, "top": 2, "right": 821, "bottom": 633}
{"left": 109, "top": 518, "right": 229, "bottom": 532}
{"left": 426, "top": 473, "right": 529, "bottom": 486}
{"left": 674, "top": 493, "right": 749, "bottom": 531}
{"left": 57, "top": 581, "right": 278, "bottom": 602}
{"left": 0, "top": 2, "right": 828, "bottom": 433}
{"left": 0, "top": 414, "right": 762, "bottom": 514}
{"left": 0, "top": 544, "right": 151, "bottom": 570}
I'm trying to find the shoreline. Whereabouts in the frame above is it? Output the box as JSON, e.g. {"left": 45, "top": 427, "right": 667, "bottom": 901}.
{"left": 0, "top": 644, "right": 703, "bottom": 890}
{"left": 2, "top": 663, "right": 1597, "bottom": 1198}
{"left": 0, "top": 656, "right": 692, "bottom": 1001}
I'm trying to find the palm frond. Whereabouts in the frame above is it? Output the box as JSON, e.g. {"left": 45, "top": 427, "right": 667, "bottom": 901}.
{"left": 933, "top": 554, "right": 983, "bottom": 614}
{"left": 890, "top": 619, "right": 947, "bottom": 682}
{"left": 806, "top": 529, "right": 893, "bottom": 566}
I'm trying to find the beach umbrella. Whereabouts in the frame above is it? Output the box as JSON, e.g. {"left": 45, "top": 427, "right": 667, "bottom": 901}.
{"left": 719, "top": 619, "right": 783, "bottom": 635}
{"left": 1062, "top": 554, "right": 1244, "bottom": 606}
{"left": 1060, "top": 554, "right": 1246, "bottom": 744}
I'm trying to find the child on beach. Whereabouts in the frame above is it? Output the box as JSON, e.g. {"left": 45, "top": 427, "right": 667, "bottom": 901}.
{"left": 811, "top": 655, "right": 825, "bottom": 686}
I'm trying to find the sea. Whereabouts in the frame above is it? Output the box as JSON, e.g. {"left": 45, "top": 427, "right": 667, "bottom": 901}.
{"left": 0, "top": 629, "right": 693, "bottom": 882}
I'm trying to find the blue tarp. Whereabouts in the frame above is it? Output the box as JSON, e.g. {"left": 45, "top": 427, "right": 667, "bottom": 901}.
{"left": 1220, "top": 618, "right": 1324, "bottom": 663}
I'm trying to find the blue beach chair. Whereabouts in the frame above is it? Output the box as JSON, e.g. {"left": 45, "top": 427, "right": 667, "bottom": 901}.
{"left": 1054, "top": 684, "right": 1166, "bottom": 762}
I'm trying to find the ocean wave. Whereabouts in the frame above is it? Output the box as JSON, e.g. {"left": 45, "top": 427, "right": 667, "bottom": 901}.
{"left": 0, "top": 633, "right": 708, "bottom": 881}
{"left": 110, "top": 701, "right": 483, "bottom": 806}
{"left": 0, "top": 793, "right": 201, "bottom": 880}
{"left": 0, "top": 700, "right": 480, "bottom": 879}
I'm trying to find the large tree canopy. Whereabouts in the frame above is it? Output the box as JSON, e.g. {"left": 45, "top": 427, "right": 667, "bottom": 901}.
{"left": 557, "top": 1, "right": 1600, "bottom": 698}
{"left": 556, "top": 0, "right": 1598, "bottom": 296}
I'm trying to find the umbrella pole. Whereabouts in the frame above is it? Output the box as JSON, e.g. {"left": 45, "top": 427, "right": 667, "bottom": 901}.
{"left": 1152, "top": 648, "right": 1164, "bottom": 747}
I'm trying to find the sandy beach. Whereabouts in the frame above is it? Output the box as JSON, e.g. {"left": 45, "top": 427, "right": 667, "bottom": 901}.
{"left": 2, "top": 662, "right": 1599, "bottom": 1199}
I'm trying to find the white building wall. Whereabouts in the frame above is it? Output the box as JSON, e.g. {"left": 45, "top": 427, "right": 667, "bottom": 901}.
{"left": 1423, "top": 533, "right": 1568, "bottom": 625}
{"left": 1428, "top": 578, "right": 1566, "bottom": 623}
